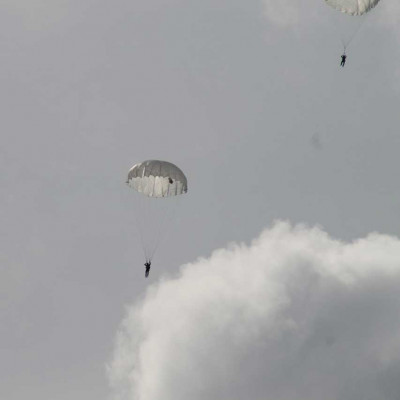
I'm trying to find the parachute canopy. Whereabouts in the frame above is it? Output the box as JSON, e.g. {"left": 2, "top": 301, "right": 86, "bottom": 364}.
{"left": 325, "top": 0, "right": 381, "bottom": 16}
{"left": 127, "top": 160, "right": 188, "bottom": 198}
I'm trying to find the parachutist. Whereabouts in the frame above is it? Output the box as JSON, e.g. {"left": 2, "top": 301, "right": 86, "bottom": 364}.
{"left": 340, "top": 54, "right": 347, "bottom": 67}
{"left": 145, "top": 261, "right": 151, "bottom": 278}
{"left": 127, "top": 160, "right": 188, "bottom": 266}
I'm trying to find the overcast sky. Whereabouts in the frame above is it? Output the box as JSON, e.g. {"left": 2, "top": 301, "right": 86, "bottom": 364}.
{"left": 1, "top": 1, "right": 400, "bottom": 399}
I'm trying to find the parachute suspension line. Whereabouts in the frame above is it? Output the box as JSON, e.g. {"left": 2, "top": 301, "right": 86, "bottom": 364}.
{"left": 132, "top": 193, "right": 180, "bottom": 263}
{"left": 146, "top": 197, "right": 180, "bottom": 262}
{"left": 147, "top": 199, "right": 166, "bottom": 262}
{"left": 133, "top": 194, "right": 150, "bottom": 262}
{"left": 143, "top": 194, "right": 159, "bottom": 262}
{"left": 341, "top": 40, "right": 346, "bottom": 54}
{"left": 340, "top": 15, "right": 367, "bottom": 51}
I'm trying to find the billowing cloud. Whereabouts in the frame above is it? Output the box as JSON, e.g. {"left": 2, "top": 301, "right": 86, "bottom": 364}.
{"left": 108, "top": 222, "right": 400, "bottom": 400}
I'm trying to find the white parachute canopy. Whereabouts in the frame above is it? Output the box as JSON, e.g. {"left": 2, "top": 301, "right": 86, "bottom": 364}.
{"left": 126, "top": 160, "right": 188, "bottom": 263}
{"left": 127, "top": 160, "right": 188, "bottom": 198}
{"left": 325, "top": 0, "right": 381, "bottom": 16}
{"left": 324, "top": 0, "right": 382, "bottom": 51}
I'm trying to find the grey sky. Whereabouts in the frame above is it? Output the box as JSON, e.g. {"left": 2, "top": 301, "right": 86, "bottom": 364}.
{"left": 1, "top": 0, "right": 399, "bottom": 399}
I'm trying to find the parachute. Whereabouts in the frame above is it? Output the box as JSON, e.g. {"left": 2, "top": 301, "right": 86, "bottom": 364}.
{"left": 325, "top": 0, "right": 381, "bottom": 16}
{"left": 127, "top": 160, "right": 188, "bottom": 198}
{"left": 324, "top": 0, "right": 382, "bottom": 52}
{"left": 126, "top": 160, "right": 188, "bottom": 264}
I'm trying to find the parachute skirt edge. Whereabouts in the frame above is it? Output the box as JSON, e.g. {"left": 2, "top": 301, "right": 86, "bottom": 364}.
{"left": 324, "top": 0, "right": 381, "bottom": 16}
{"left": 127, "top": 176, "right": 187, "bottom": 198}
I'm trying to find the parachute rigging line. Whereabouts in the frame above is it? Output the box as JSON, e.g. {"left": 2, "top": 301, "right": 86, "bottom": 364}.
{"left": 340, "top": 15, "right": 367, "bottom": 51}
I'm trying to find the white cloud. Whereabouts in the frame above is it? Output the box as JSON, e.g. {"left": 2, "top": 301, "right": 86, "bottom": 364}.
{"left": 261, "top": 0, "right": 301, "bottom": 28}
{"left": 108, "top": 221, "right": 400, "bottom": 400}
{"left": 260, "top": 0, "right": 325, "bottom": 30}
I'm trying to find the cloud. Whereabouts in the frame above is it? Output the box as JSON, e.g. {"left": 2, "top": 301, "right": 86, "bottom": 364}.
{"left": 261, "top": 0, "right": 301, "bottom": 28}
{"left": 260, "top": 0, "right": 323, "bottom": 29}
{"left": 108, "top": 221, "right": 400, "bottom": 400}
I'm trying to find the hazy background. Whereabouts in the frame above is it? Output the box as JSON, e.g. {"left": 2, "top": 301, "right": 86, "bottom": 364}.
{"left": 1, "top": 0, "right": 399, "bottom": 399}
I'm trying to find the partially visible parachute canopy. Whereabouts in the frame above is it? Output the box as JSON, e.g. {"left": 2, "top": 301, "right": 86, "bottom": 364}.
{"left": 325, "top": 0, "right": 381, "bottom": 16}
{"left": 127, "top": 160, "right": 188, "bottom": 198}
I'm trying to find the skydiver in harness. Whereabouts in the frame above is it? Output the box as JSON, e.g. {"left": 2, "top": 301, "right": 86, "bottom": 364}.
{"left": 340, "top": 53, "right": 347, "bottom": 67}
{"left": 144, "top": 261, "right": 151, "bottom": 278}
